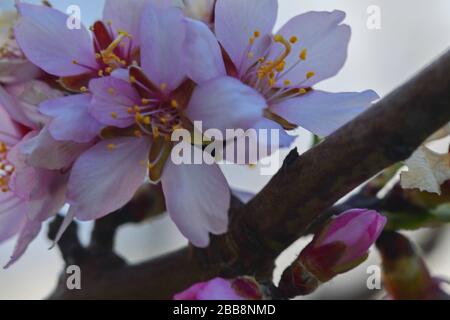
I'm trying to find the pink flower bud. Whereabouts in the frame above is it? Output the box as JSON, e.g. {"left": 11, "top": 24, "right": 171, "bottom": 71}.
{"left": 300, "top": 209, "right": 386, "bottom": 281}
{"left": 174, "top": 277, "right": 264, "bottom": 300}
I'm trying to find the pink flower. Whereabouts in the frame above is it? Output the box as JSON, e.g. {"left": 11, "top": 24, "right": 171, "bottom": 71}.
{"left": 300, "top": 209, "right": 387, "bottom": 281}
{"left": 0, "top": 80, "right": 68, "bottom": 267}
{"left": 14, "top": 0, "right": 150, "bottom": 91}
{"left": 183, "top": 0, "right": 379, "bottom": 146}
{"left": 174, "top": 277, "right": 264, "bottom": 300}
{"left": 0, "top": 10, "right": 41, "bottom": 84}
{"left": 38, "top": 1, "right": 230, "bottom": 248}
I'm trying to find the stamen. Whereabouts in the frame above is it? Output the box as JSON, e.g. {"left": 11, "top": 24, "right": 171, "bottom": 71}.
{"left": 300, "top": 48, "right": 307, "bottom": 61}
{"left": 306, "top": 71, "right": 315, "bottom": 79}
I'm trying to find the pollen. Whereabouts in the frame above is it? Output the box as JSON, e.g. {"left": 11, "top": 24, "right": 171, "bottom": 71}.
{"left": 98, "top": 70, "right": 104, "bottom": 77}
{"left": 160, "top": 83, "right": 167, "bottom": 91}
{"left": 171, "top": 100, "right": 179, "bottom": 108}
{"left": 248, "top": 52, "right": 254, "bottom": 59}
{"left": 289, "top": 36, "right": 298, "bottom": 44}
{"left": 143, "top": 116, "right": 151, "bottom": 125}
{"left": 298, "top": 88, "right": 307, "bottom": 95}
{"left": 80, "top": 86, "right": 88, "bottom": 92}
{"left": 134, "top": 130, "right": 143, "bottom": 138}
{"left": 111, "top": 112, "right": 118, "bottom": 119}
{"left": 108, "top": 87, "right": 116, "bottom": 95}
{"left": 107, "top": 144, "right": 116, "bottom": 151}
{"left": 127, "top": 107, "right": 133, "bottom": 114}
{"left": 283, "top": 79, "right": 291, "bottom": 86}
{"left": 129, "top": 76, "right": 136, "bottom": 83}
{"left": 306, "top": 71, "right": 315, "bottom": 79}
{"left": 141, "top": 98, "right": 151, "bottom": 105}
{"left": 254, "top": 30, "right": 261, "bottom": 38}
{"left": 300, "top": 48, "right": 307, "bottom": 61}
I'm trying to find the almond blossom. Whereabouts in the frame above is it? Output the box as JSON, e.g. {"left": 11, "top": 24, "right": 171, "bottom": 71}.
{"left": 0, "top": 80, "right": 67, "bottom": 268}
{"left": 32, "top": 1, "right": 230, "bottom": 248}
{"left": 14, "top": 0, "right": 150, "bottom": 91}
{"left": 184, "top": 0, "right": 379, "bottom": 141}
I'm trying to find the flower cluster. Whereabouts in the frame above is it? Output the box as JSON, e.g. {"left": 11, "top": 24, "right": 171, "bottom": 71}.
{"left": 0, "top": 0, "right": 379, "bottom": 266}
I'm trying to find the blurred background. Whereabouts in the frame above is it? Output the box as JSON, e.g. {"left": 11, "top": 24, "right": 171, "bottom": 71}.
{"left": 1, "top": 0, "right": 450, "bottom": 299}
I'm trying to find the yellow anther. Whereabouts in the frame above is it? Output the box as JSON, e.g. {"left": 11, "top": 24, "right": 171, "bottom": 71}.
{"left": 249, "top": 37, "right": 255, "bottom": 45}
{"left": 152, "top": 126, "right": 160, "bottom": 138}
{"left": 141, "top": 98, "right": 151, "bottom": 105}
{"left": 268, "top": 78, "right": 275, "bottom": 87}
{"left": 80, "top": 86, "right": 88, "bottom": 92}
{"left": 129, "top": 76, "right": 136, "bottom": 83}
{"left": 160, "top": 83, "right": 167, "bottom": 91}
{"left": 98, "top": 70, "right": 104, "bottom": 77}
{"left": 283, "top": 80, "right": 291, "bottom": 86}
{"left": 95, "top": 53, "right": 102, "bottom": 59}
{"left": 254, "top": 30, "right": 261, "bottom": 38}
{"left": 298, "top": 88, "right": 307, "bottom": 95}
{"left": 300, "top": 48, "right": 307, "bottom": 61}
{"left": 135, "top": 113, "right": 143, "bottom": 123}
{"left": 306, "top": 71, "right": 315, "bottom": 79}
{"left": 143, "top": 116, "right": 151, "bottom": 125}
{"left": 248, "top": 52, "right": 254, "bottom": 59}
{"left": 290, "top": 36, "right": 298, "bottom": 44}
{"left": 107, "top": 144, "right": 116, "bottom": 151}
{"left": 275, "top": 60, "right": 286, "bottom": 72}
{"left": 127, "top": 107, "right": 133, "bottom": 114}
{"left": 105, "top": 67, "right": 113, "bottom": 74}
{"left": 108, "top": 87, "right": 116, "bottom": 95}
{"left": 171, "top": 100, "right": 179, "bottom": 108}
{"left": 111, "top": 112, "right": 118, "bottom": 119}
{"left": 72, "top": 59, "right": 78, "bottom": 65}
{"left": 134, "top": 130, "right": 143, "bottom": 138}
{"left": 274, "top": 34, "right": 284, "bottom": 42}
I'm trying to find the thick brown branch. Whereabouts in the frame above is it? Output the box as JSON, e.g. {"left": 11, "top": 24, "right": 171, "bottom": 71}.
{"left": 50, "top": 50, "right": 450, "bottom": 299}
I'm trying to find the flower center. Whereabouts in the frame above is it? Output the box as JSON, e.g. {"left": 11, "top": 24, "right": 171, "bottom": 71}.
{"left": 68, "top": 21, "right": 136, "bottom": 92}
{"left": 125, "top": 67, "right": 184, "bottom": 142}
{"left": 0, "top": 141, "right": 14, "bottom": 193}
{"left": 242, "top": 32, "right": 315, "bottom": 104}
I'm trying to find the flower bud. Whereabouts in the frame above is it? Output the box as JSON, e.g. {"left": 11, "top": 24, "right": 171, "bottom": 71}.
{"left": 377, "top": 231, "right": 449, "bottom": 300}
{"left": 174, "top": 277, "right": 264, "bottom": 300}
{"left": 279, "top": 209, "right": 386, "bottom": 297}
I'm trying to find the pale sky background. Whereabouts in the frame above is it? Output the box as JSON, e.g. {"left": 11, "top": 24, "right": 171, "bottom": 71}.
{"left": 1, "top": 0, "right": 450, "bottom": 299}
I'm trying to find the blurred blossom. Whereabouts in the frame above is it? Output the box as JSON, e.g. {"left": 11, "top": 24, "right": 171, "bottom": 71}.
{"left": 377, "top": 231, "right": 450, "bottom": 300}
{"left": 174, "top": 277, "right": 264, "bottom": 300}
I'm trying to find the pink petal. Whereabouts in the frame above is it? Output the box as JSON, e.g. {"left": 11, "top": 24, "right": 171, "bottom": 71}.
{"left": 0, "top": 84, "right": 37, "bottom": 130}
{"left": 161, "top": 146, "right": 230, "bottom": 247}
{"left": 271, "top": 90, "right": 379, "bottom": 137}
{"left": 89, "top": 76, "right": 140, "bottom": 128}
{"left": 186, "top": 76, "right": 267, "bottom": 136}
{"left": 4, "top": 80, "right": 63, "bottom": 128}
{"left": 0, "top": 197, "right": 25, "bottom": 244}
{"left": 0, "top": 103, "right": 22, "bottom": 146}
{"left": 271, "top": 11, "right": 350, "bottom": 87}
{"left": 40, "top": 94, "right": 103, "bottom": 143}
{"left": 20, "top": 128, "right": 89, "bottom": 170}
{"left": 4, "top": 217, "right": 41, "bottom": 268}
{"left": 67, "top": 137, "right": 151, "bottom": 220}
{"left": 215, "top": 0, "right": 277, "bottom": 73}
{"left": 102, "top": 0, "right": 150, "bottom": 49}
{"left": 15, "top": 3, "right": 97, "bottom": 76}
{"left": 183, "top": 18, "right": 226, "bottom": 83}
{"left": 140, "top": 3, "right": 186, "bottom": 90}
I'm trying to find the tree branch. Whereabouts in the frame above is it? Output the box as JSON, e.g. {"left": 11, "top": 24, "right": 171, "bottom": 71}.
{"left": 49, "top": 49, "right": 450, "bottom": 299}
